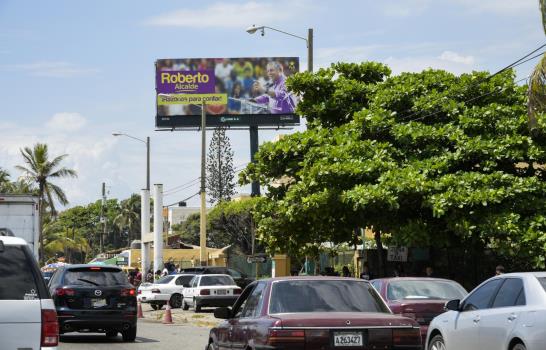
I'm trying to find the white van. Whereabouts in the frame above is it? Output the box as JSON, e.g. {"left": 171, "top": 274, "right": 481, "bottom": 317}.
{"left": 0, "top": 233, "right": 59, "bottom": 349}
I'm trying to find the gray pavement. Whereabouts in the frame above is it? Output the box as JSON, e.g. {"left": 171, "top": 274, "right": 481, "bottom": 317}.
{"left": 59, "top": 319, "right": 210, "bottom": 350}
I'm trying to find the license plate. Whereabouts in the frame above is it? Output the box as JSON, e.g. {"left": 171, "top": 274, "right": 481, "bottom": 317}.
{"left": 216, "top": 290, "right": 227, "bottom": 295}
{"left": 92, "top": 298, "right": 107, "bottom": 307}
{"left": 334, "top": 332, "right": 363, "bottom": 347}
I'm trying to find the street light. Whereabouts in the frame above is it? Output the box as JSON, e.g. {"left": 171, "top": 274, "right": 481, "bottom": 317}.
{"left": 246, "top": 25, "right": 313, "bottom": 72}
{"left": 112, "top": 132, "right": 150, "bottom": 190}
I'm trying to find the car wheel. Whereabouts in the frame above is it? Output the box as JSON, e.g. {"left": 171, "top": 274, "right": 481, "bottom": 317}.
{"left": 105, "top": 330, "right": 117, "bottom": 338}
{"left": 169, "top": 294, "right": 182, "bottom": 309}
{"left": 121, "top": 327, "right": 137, "bottom": 342}
{"left": 428, "top": 334, "right": 446, "bottom": 350}
{"left": 182, "top": 300, "right": 189, "bottom": 310}
{"left": 194, "top": 299, "right": 202, "bottom": 312}
{"left": 512, "top": 343, "right": 526, "bottom": 350}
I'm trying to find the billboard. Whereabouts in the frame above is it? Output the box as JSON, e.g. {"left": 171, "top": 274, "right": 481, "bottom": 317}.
{"left": 155, "top": 57, "right": 300, "bottom": 128}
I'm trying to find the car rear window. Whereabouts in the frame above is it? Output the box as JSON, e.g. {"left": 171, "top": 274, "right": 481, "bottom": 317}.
{"left": 200, "top": 275, "right": 235, "bottom": 286}
{"left": 536, "top": 277, "right": 546, "bottom": 292}
{"left": 269, "top": 280, "right": 390, "bottom": 314}
{"left": 387, "top": 280, "right": 467, "bottom": 300}
{"left": 156, "top": 275, "right": 175, "bottom": 284}
{"left": 0, "top": 245, "right": 41, "bottom": 300}
{"left": 63, "top": 267, "right": 127, "bottom": 286}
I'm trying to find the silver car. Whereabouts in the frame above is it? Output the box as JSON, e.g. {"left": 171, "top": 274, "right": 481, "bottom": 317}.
{"left": 426, "top": 272, "right": 546, "bottom": 350}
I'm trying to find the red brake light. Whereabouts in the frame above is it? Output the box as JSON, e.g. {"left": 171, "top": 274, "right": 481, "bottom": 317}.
{"left": 233, "top": 288, "right": 242, "bottom": 295}
{"left": 120, "top": 288, "right": 136, "bottom": 297}
{"left": 200, "top": 289, "right": 211, "bottom": 295}
{"left": 41, "top": 309, "right": 59, "bottom": 347}
{"left": 392, "top": 328, "right": 421, "bottom": 347}
{"left": 268, "top": 329, "right": 305, "bottom": 345}
{"left": 89, "top": 267, "right": 101, "bottom": 270}
{"left": 56, "top": 288, "right": 75, "bottom": 296}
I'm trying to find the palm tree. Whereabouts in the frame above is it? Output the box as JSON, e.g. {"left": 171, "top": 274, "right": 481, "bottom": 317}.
{"left": 113, "top": 195, "right": 140, "bottom": 245}
{"left": 528, "top": 0, "right": 546, "bottom": 128}
{"left": 16, "top": 143, "right": 77, "bottom": 264}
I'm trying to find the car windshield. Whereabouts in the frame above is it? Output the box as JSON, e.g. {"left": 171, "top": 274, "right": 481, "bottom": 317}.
{"left": 64, "top": 268, "right": 127, "bottom": 286}
{"left": 156, "top": 276, "right": 175, "bottom": 284}
{"left": 200, "top": 275, "right": 235, "bottom": 286}
{"left": 269, "top": 280, "right": 390, "bottom": 314}
{"left": 387, "top": 280, "right": 467, "bottom": 300}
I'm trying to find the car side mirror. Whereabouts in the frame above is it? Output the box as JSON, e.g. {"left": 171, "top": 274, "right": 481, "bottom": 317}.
{"left": 214, "top": 307, "right": 232, "bottom": 319}
{"left": 445, "top": 299, "right": 460, "bottom": 311}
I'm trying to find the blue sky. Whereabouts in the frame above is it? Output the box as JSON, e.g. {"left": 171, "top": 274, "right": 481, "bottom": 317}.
{"left": 0, "top": 0, "right": 543, "bottom": 208}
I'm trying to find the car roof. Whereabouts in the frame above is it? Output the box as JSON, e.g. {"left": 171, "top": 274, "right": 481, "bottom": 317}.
{"left": 65, "top": 264, "right": 123, "bottom": 271}
{"left": 197, "top": 273, "right": 232, "bottom": 277}
{"left": 371, "top": 277, "right": 459, "bottom": 283}
{"left": 498, "top": 272, "right": 546, "bottom": 278}
{"left": 0, "top": 236, "right": 28, "bottom": 246}
{"left": 265, "top": 276, "right": 371, "bottom": 283}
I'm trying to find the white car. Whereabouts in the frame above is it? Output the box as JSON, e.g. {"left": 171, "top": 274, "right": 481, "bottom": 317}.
{"left": 138, "top": 273, "right": 195, "bottom": 309}
{"left": 426, "top": 272, "right": 546, "bottom": 350}
{"left": 182, "top": 274, "right": 242, "bottom": 312}
{"left": 0, "top": 233, "right": 59, "bottom": 350}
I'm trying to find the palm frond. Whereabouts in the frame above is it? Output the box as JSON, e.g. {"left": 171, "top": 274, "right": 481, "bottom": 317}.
{"left": 49, "top": 183, "right": 69, "bottom": 206}
{"left": 527, "top": 54, "right": 546, "bottom": 129}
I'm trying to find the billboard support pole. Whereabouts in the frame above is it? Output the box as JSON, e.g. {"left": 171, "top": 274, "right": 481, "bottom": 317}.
{"left": 200, "top": 102, "right": 208, "bottom": 266}
{"left": 250, "top": 126, "right": 260, "bottom": 196}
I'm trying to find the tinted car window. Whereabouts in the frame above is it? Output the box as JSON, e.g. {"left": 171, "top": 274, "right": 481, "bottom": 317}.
{"left": 269, "top": 280, "right": 390, "bottom": 314}
{"left": 156, "top": 276, "right": 175, "bottom": 284}
{"left": 492, "top": 278, "right": 524, "bottom": 308}
{"left": 387, "top": 280, "right": 467, "bottom": 300}
{"left": 463, "top": 279, "right": 503, "bottom": 311}
{"left": 63, "top": 268, "right": 127, "bottom": 286}
{"left": 241, "top": 283, "right": 266, "bottom": 318}
{"left": 371, "top": 280, "right": 382, "bottom": 292}
{"left": 200, "top": 276, "right": 235, "bottom": 286}
{"left": 175, "top": 275, "right": 193, "bottom": 286}
{"left": 228, "top": 269, "right": 242, "bottom": 279}
{"left": 0, "top": 245, "right": 40, "bottom": 300}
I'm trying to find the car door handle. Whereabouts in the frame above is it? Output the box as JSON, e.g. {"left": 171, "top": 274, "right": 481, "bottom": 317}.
{"left": 473, "top": 316, "right": 480, "bottom": 324}
{"left": 508, "top": 314, "right": 517, "bottom": 321}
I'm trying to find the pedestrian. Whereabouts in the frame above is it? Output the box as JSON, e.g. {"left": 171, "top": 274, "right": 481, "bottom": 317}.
{"left": 425, "top": 266, "right": 436, "bottom": 278}
{"left": 174, "top": 264, "right": 180, "bottom": 274}
{"left": 145, "top": 268, "right": 154, "bottom": 283}
{"left": 155, "top": 269, "right": 162, "bottom": 280}
{"left": 495, "top": 265, "right": 505, "bottom": 275}
{"left": 360, "top": 264, "right": 373, "bottom": 280}
{"left": 342, "top": 266, "right": 350, "bottom": 277}
{"left": 133, "top": 267, "right": 142, "bottom": 287}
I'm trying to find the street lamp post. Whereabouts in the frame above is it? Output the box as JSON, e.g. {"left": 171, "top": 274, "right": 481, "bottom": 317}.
{"left": 112, "top": 132, "right": 151, "bottom": 274}
{"left": 246, "top": 25, "right": 313, "bottom": 72}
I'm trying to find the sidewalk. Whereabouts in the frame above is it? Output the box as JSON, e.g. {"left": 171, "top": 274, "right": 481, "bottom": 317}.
{"left": 140, "top": 303, "right": 222, "bottom": 328}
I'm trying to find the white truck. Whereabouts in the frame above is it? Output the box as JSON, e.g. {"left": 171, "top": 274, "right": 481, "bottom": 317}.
{"left": 0, "top": 194, "right": 40, "bottom": 260}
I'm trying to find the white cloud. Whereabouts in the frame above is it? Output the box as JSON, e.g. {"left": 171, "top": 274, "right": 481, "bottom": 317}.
{"left": 5, "top": 61, "right": 99, "bottom": 78}
{"left": 451, "top": 0, "right": 536, "bottom": 15}
{"left": 46, "top": 113, "right": 87, "bottom": 132}
{"left": 384, "top": 54, "right": 478, "bottom": 75}
{"left": 438, "top": 51, "right": 475, "bottom": 65}
{"left": 145, "top": 1, "right": 311, "bottom": 28}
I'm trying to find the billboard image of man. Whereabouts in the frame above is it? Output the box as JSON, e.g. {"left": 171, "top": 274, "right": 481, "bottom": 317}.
{"left": 250, "top": 61, "right": 297, "bottom": 114}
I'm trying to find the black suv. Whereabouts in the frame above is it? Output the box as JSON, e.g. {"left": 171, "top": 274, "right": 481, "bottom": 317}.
{"left": 48, "top": 264, "right": 137, "bottom": 341}
{"left": 178, "top": 266, "right": 254, "bottom": 289}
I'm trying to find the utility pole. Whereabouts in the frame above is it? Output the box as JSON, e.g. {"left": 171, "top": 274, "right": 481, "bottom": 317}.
{"left": 200, "top": 101, "right": 208, "bottom": 266}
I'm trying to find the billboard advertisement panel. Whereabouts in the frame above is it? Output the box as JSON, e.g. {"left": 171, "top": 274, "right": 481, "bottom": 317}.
{"left": 155, "top": 57, "right": 300, "bottom": 128}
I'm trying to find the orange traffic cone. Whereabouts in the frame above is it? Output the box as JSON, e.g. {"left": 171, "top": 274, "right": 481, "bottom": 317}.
{"left": 163, "top": 303, "right": 173, "bottom": 324}
{"left": 137, "top": 301, "right": 144, "bottom": 319}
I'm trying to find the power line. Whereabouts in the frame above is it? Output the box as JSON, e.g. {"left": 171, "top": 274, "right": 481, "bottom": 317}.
{"left": 163, "top": 191, "right": 201, "bottom": 208}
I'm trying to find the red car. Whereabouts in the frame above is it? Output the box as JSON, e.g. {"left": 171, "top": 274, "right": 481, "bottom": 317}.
{"left": 208, "top": 276, "right": 422, "bottom": 350}
{"left": 370, "top": 277, "right": 467, "bottom": 344}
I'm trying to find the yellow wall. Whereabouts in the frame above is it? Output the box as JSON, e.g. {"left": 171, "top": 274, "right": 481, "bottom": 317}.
{"left": 130, "top": 248, "right": 227, "bottom": 268}
{"left": 271, "top": 254, "right": 290, "bottom": 277}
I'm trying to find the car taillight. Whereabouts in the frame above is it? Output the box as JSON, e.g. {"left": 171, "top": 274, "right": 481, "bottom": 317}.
{"left": 392, "top": 328, "right": 421, "bottom": 347}
{"left": 233, "top": 288, "right": 242, "bottom": 295}
{"left": 151, "top": 288, "right": 161, "bottom": 294}
{"left": 268, "top": 329, "right": 305, "bottom": 345}
{"left": 138, "top": 289, "right": 142, "bottom": 295}
{"left": 200, "top": 289, "right": 210, "bottom": 295}
{"left": 121, "top": 288, "right": 136, "bottom": 296}
{"left": 41, "top": 309, "right": 59, "bottom": 347}
{"left": 55, "top": 288, "right": 75, "bottom": 296}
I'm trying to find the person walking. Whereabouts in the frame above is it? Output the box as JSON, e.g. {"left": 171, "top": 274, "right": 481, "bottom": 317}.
{"left": 495, "top": 265, "right": 505, "bottom": 275}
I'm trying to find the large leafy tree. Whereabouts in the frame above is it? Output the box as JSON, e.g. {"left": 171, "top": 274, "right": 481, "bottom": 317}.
{"left": 241, "top": 62, "right": 546, "bottom": 271}
{"left": 16, "top": 143, "right": 77, "bottom": 263}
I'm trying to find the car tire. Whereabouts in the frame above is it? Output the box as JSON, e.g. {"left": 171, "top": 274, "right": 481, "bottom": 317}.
{"left": 169, "top": 294, "right": 182, "bottom": 309}
{"left": 194, "top": 299, "right": 201, "bottom": 312}
{"left": 182, "top": 300, "right": 189, "bottom": 310}
{"left": 122, "top": 327, "right": 137, "bottom": 342}
{"left": 106, "top": 330, "right": 117, "bottom": 338}
{"left": 512, "top": 343, "right": 526, "bottom": 350}
{"left": 428, "top": 334, "right": 446, "bottom": 350}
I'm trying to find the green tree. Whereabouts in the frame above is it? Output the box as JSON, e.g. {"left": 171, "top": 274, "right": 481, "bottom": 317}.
{"left": 171, "top": 213, "right": 201, "bottom": 246}
{"left": 16, "top": 143, "right": 77, "bottom": 263}
{"left": 206, "top": 127, "right": 235, "bottom": 204}
{"left": 242, "top": 62, "right": 546, "bottom": 271}
{"left": 113, "top": 194, "right": 141, "bottom": 245}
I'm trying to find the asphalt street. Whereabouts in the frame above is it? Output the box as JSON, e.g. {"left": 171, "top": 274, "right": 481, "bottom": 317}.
{"left": 59, "top": 319, "right": 210, "bottom": 350}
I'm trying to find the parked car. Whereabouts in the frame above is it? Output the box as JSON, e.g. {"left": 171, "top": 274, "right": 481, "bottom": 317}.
{"left": 371, "top": 277, "right": 467, "bottom": 343}
{"left": 179, "top": 266, "right": 254, "bottom": 289}
{"left": 209, "top": 276, "right": 422, "bottom": 350}
{"left": 183, "top": 274, "right": 241, "bottom": 312}
{"left": 48, "top": 264, "right": 137, "bottom": 341}
{"left": 426, "top": 272, "right": 546, "bottom": 350}
{"left": 137, "top": 273, "right": 195, "bottom": 309}
{"left": 0, "top": 234, "right": 59, "bottom": 349}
